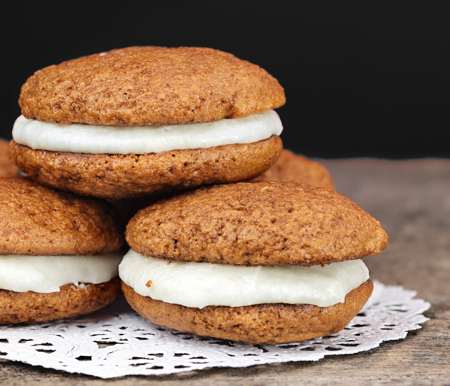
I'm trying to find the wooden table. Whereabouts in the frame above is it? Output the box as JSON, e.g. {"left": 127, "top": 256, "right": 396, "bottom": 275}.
{"left": 0, "top": 159, "right": 449, "bottom": 385}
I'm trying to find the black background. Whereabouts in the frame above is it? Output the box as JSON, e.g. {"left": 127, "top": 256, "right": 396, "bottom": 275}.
{"left": 2, "top": 2, "right": 449, "bottom": 157}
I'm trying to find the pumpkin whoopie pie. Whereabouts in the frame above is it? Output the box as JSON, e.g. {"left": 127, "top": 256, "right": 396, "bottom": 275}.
{"left": 10, "top": 46, "right": 285, "bottom": 199}
{"left": 0, "top": 177, "right": 124, "bottom": 324}
{"left": 120, "top": 182, "right": 388, "bottom": 344}
{"left": 0, "top": 139, "right": 18, "bottom": 177}
{"left": 256, "top": 149, "right": 333, "bottom": 189}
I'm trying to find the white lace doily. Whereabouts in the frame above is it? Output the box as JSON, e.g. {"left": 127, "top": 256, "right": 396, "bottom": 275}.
{"left": 0, "top": 281, "right": 430, "bottom": 378}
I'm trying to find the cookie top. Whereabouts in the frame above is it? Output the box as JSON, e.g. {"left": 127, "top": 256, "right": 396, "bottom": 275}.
{"left": 127, "top": 182, "right": 388, "bottom": 266}
{"left": 19, "top": 46, "right": 285, "bottom": 126}
{"left": 0, "top": 178, "right": 124, "bottom": 255}
{"left": 256, "top": 149, "right": 334, "bottom": 189}
{"left": 0, "top": 140, "right": 18, "bottom": 177}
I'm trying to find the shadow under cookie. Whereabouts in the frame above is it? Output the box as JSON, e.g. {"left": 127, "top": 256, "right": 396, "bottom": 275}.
{"left": 0, "top": 139, "right": 18, "bottom": 178}
{"left": 256, "top": 149, "right": 334, "bottom": 189}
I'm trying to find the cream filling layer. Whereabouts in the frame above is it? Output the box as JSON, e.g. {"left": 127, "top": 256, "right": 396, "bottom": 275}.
{"left": 12, "top": 110, "right": 283, "bottom": 154}
{"left": 0, "top": 254, "right": 121, "bottom": 293}
{"left": 119, "top": 250, "right": 370, "bottom": 309}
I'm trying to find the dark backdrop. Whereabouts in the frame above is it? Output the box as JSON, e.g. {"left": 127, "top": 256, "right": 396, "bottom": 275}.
{"left": 2, "top": 2, "right": 449, "bottom": 157}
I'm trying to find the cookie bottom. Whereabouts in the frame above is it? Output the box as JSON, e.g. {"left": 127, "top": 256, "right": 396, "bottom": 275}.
{"left": 122, "top": 280, "right": 373, "bottom": 344}
{"left": 10, "top": 136, "right": 282, "bottom": 199}
{"left": 0, "top": 278, "right": 120, "bottom": 324}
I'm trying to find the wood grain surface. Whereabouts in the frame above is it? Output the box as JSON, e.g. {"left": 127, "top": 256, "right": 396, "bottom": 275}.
{"left": 0, "top": 159, "right": 448, "bottom": 385}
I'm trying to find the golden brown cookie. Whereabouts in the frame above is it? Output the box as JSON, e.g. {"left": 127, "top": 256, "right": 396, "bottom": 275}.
{"left": 0, "top": 279, "right": 119, "bottom": 324}
{"left": 0, "top": 139, "right": 17, "bottom": 177}
{"left": 20, "top": 46, "right": 285, "bottom": 126}
{"left": 10, "top": 136, "right": 282, "bottom": 199}
{"left": 127, "top": 181, "right": 388, "bottom": 266}
{"left": 0, "top": 177, "right": 123, "bottom": 255}
{"left": 256, "top": 149, "right": 333, "bottom": 189}
{"left": 122, "top": 280, "right": 373, "bottom": 344}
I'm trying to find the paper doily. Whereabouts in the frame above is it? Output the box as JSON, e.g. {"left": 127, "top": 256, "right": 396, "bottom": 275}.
{"left": 0, "top": 281, "right": 430, "bottom": 378}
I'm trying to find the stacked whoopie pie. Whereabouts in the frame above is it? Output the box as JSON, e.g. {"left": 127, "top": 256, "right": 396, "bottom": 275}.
{"left": 0, "top": 178, "right": 123, "bottom": 324}
{"left": 120, "top": 182, "right": 388, "bottom": 344}
{"left": 10, "top": 46, "right": 286, "bottom": 199}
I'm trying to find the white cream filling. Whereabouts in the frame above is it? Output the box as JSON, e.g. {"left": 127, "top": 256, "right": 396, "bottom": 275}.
{"left": 119, "top": 250, "right": 370, "bottom": 309}
{"left": 12, "top": 110, "right": 283, "bottom": 154}
{"left": 0, "top": 254, "right": 121, "bottom": 293}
